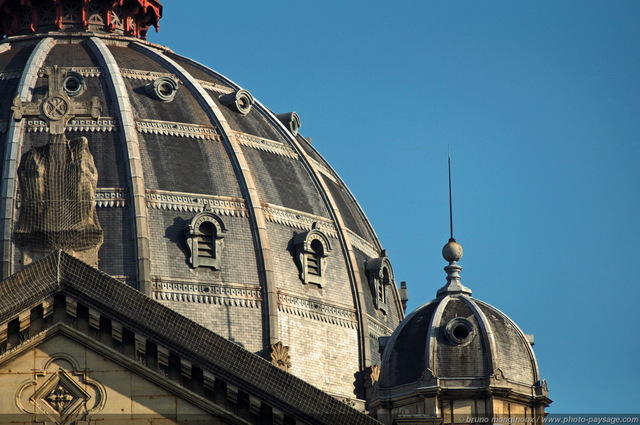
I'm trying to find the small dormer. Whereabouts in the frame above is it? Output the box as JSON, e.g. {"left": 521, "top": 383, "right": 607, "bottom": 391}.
{"left": 184, "top": 208, "right": 227, "bottom": 269}
{"left": 293, "top": 223, "right": 332, "bottom": 287}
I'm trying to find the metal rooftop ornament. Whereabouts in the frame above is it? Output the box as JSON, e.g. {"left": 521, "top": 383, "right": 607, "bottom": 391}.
{"left": 437, "top": 153, "right": 472, "bottom": 297}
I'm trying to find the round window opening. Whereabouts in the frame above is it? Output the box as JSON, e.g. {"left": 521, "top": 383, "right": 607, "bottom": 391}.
{"left": 63, "top": 73, "right": 85, "bottom": 97}
{"left": 158, "top": 82, "right": 173, "bottom": 97}
{"left": 445, "top": 318, "right": 475, "bottom": 345}
{"left": 146, "top": 77, "right": 178, "bottom": 102}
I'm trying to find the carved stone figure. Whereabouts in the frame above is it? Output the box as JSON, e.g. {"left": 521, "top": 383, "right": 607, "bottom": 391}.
{"left": 12, "top": 66, "right": 103, "bottom": 264}
{"left": 15, "top": 134, "right": 103, "bottom": 252}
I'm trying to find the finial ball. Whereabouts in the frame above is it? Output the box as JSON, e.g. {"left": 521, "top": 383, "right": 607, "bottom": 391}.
{"left": 442, "top": 239, "right": 463, "bottom": 262}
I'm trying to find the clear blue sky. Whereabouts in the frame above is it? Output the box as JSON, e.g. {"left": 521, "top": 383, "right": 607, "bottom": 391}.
{"left": 154, "top": 1, "right": 640, "bottom": 414}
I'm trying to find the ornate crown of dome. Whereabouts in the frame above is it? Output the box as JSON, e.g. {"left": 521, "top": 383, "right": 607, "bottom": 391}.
{"left": 0, "top": 0, "right": 404, "bottom": 404}
{"left": 372, "top": 239, "right": 550, "bottom": 421}
{"left": 0, "top": 0, "right": 162, "bottom": 39}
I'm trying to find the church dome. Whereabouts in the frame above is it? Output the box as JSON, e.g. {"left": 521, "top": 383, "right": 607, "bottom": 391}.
{"left": 0, "top": 0, "right": 404, "bottom": 402}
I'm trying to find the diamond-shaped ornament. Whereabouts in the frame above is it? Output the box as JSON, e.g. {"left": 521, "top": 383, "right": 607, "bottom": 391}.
{"left": 31, "top": 369, "right": 91, "bottom": 424}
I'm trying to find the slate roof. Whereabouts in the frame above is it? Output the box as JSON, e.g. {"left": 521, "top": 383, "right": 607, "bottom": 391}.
{"left": 0, "top": 251, "right": 382, "bottom": 425}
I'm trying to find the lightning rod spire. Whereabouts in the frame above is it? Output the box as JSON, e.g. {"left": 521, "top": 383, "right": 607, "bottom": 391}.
{"left": 448, "top": 149, "right": 454, "bottom": 241}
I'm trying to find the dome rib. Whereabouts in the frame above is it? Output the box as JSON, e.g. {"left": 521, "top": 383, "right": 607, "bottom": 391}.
{"left": 129, "top": 41, "right": 281, "bottom": 345}
{"left": 250, "top": 95, "right": 377, "bottom": 369}
{"left": 461, "top": 295, "right": 498, "bottom": 373}
{"left": 426, "top": 294, "right": 451, "bottom": 376}
{"left": 0, "top": 37, "right": 57, "bottom": 279}
{"left": 87, "top": 36, "right": 152, "bottom": 294}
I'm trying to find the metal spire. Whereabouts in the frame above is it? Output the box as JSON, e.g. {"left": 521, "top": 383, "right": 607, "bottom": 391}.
{"left": 438, "top": 151, "right": 472, "bottom": 297}
{"left": 448, "top": 149, "right": 454, "bottom": 242}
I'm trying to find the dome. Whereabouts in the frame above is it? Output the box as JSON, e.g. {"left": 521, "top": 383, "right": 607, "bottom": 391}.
{"left": 372, "top": 241, "right": 550, "bottom": 422}
{"left": 379, "top": 295, "right": 540, "bottom": 390}
{"left": 0, "top": 0, "right": 404, "bottom": 402}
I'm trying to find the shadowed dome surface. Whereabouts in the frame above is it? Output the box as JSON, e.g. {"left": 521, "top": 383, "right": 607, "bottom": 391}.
{"left": 379, "top": 295, "right": 539, "bottom": 388}
{"left": 0, "top": 0, "right": 404, "bottom": 402}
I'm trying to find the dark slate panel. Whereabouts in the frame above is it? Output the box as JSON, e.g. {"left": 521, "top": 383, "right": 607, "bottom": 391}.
{"left": 137, "top": 132, "right": 242, "bottom": 197}
{"left": 0, "top": 79, "right": 19, "bottom": 121}
{"left": 108, "top": 45, "right": 167, "bottom": 72}
{"left": 44, "top": 42, "right": 99, "bottom": 67}
{"left": 66, "top": 130, "right": 128, "bottom": 188}
{"left": 244, "top": 148, "right": 329, "bottom": 217}
{"left": 96, "top": 207, "right": 135, "bottom": 278}
{"left": 384, "top": 300, "right": 438, "bottom": 387}
{"left": 123, "top": 78, "right": 211, "bottom": 125}
{"left": 323, "top": 175, "right": 376, "bottom": 244}
{"left": 0, "top": 43, "right": 33, "bottom": 70}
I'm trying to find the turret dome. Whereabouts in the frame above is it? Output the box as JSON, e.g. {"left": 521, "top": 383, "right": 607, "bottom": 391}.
{"left": 371, "top": 240, "right": 550, "bottom": 423}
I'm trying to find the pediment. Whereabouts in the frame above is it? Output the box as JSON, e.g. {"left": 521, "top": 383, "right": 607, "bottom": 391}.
{"left": 0, "top": 324, "right": 236, "bottom": 424}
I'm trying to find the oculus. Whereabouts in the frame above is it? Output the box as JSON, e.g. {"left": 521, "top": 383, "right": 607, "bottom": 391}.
{"left": 445, "top": 317, "right": 476, "bottom": 345}
{"left": 219, "top": 89, "right": 254, "bottom": 115}
{"left": 146, "top": 76, "right": 179, "bottom": 102}
{"left": 276, "top": 112, "right": 301, "bottom": 136}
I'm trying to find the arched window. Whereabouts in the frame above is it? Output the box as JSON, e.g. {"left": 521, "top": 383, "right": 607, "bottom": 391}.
{"left": 293, "top": 224, "right": 332, "bottom": 287}
{"left": 366, "top": 251, "right": 395, "bottom": 313}
{"left": 306, "top": 239, "right": 323, "bottom": 277}
{"left": 185, "top": 209, "right": 226, "bottom": 269}
{"left": 378, "top": 266, "right": 390, "bottom": 304}
{"left": 196, "top": 222, "right": 216, "bottom": 263}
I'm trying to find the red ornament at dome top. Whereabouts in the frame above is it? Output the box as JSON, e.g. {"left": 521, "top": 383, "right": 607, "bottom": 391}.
{"left": 0, "top": 0, "right": 163, "bottom": 40}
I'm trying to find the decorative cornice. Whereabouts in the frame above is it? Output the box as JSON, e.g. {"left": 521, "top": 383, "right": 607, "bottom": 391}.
{"left": 277, "top": 291, "right": 358, "bottom": 329}
{"left": 120, "top": 68, "right": 179, "bottom": 82}
{"left": 24, "top": 118, "right": 118, "bottom": 133}
{"left": 64, "top": 67, "right": 102, "bottom": 77}
{"left": 347, "top": 229, "right": 379, "bottom": 259}
{"left": 232, "top": 131, "right": 299, "bottom": 159}
{"left": 261, "top": 203, "right": 337, "bottom": 237}
{"left": 0, "top": 70, "right": 22, "bottom": 80}
{"left": 367, "top": 315, "right": 395, "bottom": 339}
{"left": 135, "top": 119, "right": 220, "bottom": 140}
{"left": 95, "top": 188, "right": 128, "bottom": 207}
{"left": 153, "top": 279, "right": 262, "bottom": 308}
{"left": 197, "top": 79, "right": 235, "bottom": 95}
{"left": 146, "top": 190, "right": 248, "bottom": 216}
